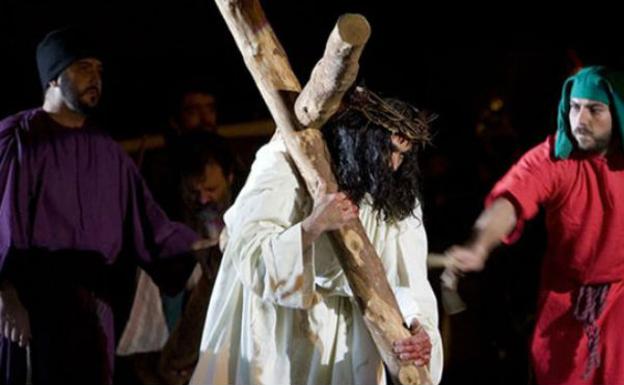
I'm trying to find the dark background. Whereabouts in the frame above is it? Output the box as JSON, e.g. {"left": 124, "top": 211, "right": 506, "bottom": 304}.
{"left": 1, "top": 1, "right": 621, "bottom": 139}
{"left": 1, "top": 1, "right": 622, "bottom": 384}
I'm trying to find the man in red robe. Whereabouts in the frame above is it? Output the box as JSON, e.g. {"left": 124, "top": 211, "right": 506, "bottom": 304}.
{"left": 447, "top": 66, "right": 624, "bottom": 385}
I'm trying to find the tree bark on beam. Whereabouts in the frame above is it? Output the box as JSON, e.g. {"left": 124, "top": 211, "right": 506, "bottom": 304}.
{"left": 294, "top": 14, "right": 370, "bottom": 129}
{"left": 214, "top": 1, "right": 431, "bottom": 383}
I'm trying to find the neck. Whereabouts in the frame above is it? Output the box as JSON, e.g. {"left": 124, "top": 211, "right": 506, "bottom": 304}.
{"left": 606, "top": 138, "right": 621, "bottom": 156}
{"left": 42, "top": 89, "right": 86, "bottom": 129}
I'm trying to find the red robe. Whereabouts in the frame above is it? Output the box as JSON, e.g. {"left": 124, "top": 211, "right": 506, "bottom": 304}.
{"left": 487, "top": 135, "right": 624, "bottom": 385}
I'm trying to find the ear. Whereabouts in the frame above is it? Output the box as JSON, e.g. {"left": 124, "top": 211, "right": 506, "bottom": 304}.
{"left": 227, "top": 172, "right": 234, "bottom": 185}
{"left": 49, "top": 70, "right": 67, "bottom": 88}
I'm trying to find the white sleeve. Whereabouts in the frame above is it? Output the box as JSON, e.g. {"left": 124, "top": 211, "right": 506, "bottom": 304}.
{"left": 392, "top": 205, "right": 444, "bottom": 385}
{"left": 223, "top": 141, "right": 319, "bottom": 309}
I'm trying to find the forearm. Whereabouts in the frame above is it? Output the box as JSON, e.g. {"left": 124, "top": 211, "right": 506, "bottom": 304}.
{"left": 301, "top": 216, "right": 323, "bottom": 250}
{"left": 468, "top": 197, "right": 517, "bottom": 256}
{"left": 301, "top": 192, "right": 359, "bottom": 249}
{"left": 227, "top": 221, "right": 318, "bottom": 309}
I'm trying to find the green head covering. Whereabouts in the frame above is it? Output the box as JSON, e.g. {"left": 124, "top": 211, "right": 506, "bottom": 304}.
{"left": 555, "top": 66, "right": 624, "bottom": 158}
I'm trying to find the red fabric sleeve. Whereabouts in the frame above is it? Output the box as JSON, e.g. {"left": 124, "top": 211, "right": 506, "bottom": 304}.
{"left": 485, "top": 137, "right": 560, "bottom": 243}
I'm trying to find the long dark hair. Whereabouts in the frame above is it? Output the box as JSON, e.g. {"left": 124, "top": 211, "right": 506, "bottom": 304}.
{"left": 321, "top": 94, "right": 432, "bottom": 223}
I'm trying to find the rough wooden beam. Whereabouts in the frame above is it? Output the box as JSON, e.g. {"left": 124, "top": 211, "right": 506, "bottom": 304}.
{"left": 117, "top": 119, "right": 276, "bottom": 154}
{"left": 295, "top": 14, "right": 370, "bottom": 129}
{"left": 215, "top": 1, "right": 431, "bottom": 383}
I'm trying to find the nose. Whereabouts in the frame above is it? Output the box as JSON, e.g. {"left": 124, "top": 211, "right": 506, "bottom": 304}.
{"left": 575, "top": 106, "right": 591, "bottom": 128}
{"left": 201, "top": 110, "right": 217, "bottom": 127}
{"left": 87, "top": 66, "right": 103, "bottom": 89}
{"left": 391, "top": 152, "right": 403, "bottom": 171}
{"left": 198, "top": 191, "right": 213, "bottom": 205}
{"left": 93, "top": 73, "right": 103, "bottom": 90}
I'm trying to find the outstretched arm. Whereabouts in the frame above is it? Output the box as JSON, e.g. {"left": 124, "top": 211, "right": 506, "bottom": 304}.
{"left": 446, "top": 197, "right": 517, "bottom": 272}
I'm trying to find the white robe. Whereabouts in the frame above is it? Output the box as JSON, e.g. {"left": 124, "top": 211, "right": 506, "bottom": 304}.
{"left": 190, "top": 137, "right": 443, "bottom": 385}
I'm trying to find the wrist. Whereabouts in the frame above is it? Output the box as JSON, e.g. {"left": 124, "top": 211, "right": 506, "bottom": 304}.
{"left": 466, "top": 228, "right": 492, "bottom": 254}
{"left": 0, "top": 282, "right": 18, "bottom": 302}
{"left": 302, "top": 217, "right": 323, "bottom": 241}
{"left": 468, "top": 242, "right": 489, "bottom": 261}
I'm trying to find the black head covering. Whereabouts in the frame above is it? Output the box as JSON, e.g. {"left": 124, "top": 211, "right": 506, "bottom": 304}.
{"left": 36, "top": 27, "right": 101, "bottom": 90}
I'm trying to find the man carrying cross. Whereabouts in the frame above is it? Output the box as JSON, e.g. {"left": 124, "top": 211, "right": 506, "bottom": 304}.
{"left": 190, "top": 88, "right": 443, "bottom": 385}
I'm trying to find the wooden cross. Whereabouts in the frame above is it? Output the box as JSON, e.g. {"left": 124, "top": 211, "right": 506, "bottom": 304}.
{"left": 215, "top": 1, "right": 432, "bottom": 384}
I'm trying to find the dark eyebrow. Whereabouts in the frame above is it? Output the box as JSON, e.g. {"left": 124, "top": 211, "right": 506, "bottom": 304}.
{"left": 570, "top": 101, "right": 607, "bottom": 109}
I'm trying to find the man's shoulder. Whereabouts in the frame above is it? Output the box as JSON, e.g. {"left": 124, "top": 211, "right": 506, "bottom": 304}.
{"left": 252, "top": 135, "right": 295, "bottom": 172}
{"left": 520, "top": 135, "right": 593, "bottom": 169}
{"left": 0, "top": 108, "right": 41, "bottom": 133}
{"left": 517, "top": 135, "right": 557, "bottom": 165}
{"left": 238, "top": 135, "right": 302, "bottom": 195}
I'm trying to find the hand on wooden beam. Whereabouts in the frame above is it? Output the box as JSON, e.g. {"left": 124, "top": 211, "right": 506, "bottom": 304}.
{"left": 393, "top": 320, "right": 433, "bottom": 367}
{"left": 301, "top": 192, "right": 359, "bottom": 248}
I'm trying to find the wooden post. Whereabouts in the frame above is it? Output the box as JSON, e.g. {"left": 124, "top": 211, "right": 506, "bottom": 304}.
{"left": 215, "top": 1, "right": 431, "bottom": 383}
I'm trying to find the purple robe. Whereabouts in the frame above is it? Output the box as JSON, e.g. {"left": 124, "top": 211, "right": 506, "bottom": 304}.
{"left": 0, "top": 108, "right": 198, "bottom": 384}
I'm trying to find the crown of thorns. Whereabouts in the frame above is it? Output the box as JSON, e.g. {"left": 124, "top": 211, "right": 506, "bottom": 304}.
{"left": 340, "top": 86, "right": 436, "bottom": 145}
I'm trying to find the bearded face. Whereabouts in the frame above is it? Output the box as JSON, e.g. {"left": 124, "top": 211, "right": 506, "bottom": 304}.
{"left": 58, "top": 58, "right": 103, "bottom": 116}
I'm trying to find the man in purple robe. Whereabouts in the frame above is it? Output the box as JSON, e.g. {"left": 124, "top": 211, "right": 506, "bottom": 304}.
{"left": 0, "top": 27, "right": 199, "bottom": 384}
